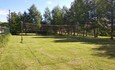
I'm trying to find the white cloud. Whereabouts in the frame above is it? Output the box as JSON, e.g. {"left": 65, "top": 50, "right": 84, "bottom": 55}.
{"left": 46, "top": 0, "right": 52, "bottom": 5}
{"left": 0, "top": 10, "right": 9, "bottom": 15}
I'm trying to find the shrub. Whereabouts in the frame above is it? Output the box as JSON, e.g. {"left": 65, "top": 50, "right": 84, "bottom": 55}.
{"left": 0, "top": 34, "right": 11, "bottom": 48}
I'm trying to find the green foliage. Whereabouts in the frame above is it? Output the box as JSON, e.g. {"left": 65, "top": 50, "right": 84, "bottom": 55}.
{"left": 62, "top": 6, "right": 69, "bottom": 25}
{"left": 0, "top": 22, "right": 9, "bottom": 27}
{"left": 8, "top": 4, "right": 42, "bottom": 34}
{"left": 43, "top": 7, "right": 52, "bottom": 24}
{"left": 51, "top": 6, "right": 63, "bottom": 25}
{"left": 28, "top": 4, "right": 41, "bottom": 27}
{"left": 0, "top": 34, "right": 11, "bottom": 48}
{"left": 9, "top": 12, "right": 22, "bottom": 35}
{"left": 71, "top": 0, "right": 86, "bottom": 23}
{"left": 7, "top": 1, "right": 115, "bottom": 37}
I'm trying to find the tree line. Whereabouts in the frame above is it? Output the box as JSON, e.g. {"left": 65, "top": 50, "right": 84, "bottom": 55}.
{"left": 8, "top": 0, "right": 115, "bottom": 39}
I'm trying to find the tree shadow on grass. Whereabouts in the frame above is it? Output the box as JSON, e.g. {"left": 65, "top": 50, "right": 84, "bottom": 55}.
{"left": 33, "top": 35, "right": 115, "bottom": 58}
{"left": 54, "top": 36, "right": 114, "bottom": 44}
{"left": 32, "top": 35, "right": 68, "bottom": 39}
{"left": 92, "top": 45, "right": 115, "bottom": 59}
{"left": 54, "top": 36, "right": 115, "bottom": 58}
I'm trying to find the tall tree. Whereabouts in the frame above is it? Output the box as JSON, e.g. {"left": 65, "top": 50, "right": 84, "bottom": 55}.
{"left": 70, "top": 0, "right": 87, "bottom": 36}
{"left": 43, "top": 7, "right": 52, "bottom": 24}
{"left": 62, "top": 6, "right": 69, "bottom": 25}
{"left": 51, "top": 6, "right": 63, "bottom": 25}
{"left": 108, "top": 0, "right": 115, "bottom": 39}
{"left": 8, "top": 12, "right": 22, "bottom": 34}
{"left": 28, "top": 4, "right": 42, "bottom": 28}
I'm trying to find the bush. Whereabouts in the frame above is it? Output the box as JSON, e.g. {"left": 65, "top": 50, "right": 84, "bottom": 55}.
{"left": 0, "top": 34, "right": 11, "bottom": 48}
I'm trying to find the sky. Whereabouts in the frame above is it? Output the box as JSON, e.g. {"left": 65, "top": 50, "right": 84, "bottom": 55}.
{"left": 0, "top": 0, "right": 74, "bottom": 22}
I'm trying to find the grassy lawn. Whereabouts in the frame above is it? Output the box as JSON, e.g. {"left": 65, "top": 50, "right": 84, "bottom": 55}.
{"left": 0, "top": 35, "right": 115, "bottom": 70}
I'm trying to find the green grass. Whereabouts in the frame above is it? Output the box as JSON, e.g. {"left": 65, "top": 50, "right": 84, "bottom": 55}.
{"left": 0, "top": 35, "right": 115, "bottom": 70}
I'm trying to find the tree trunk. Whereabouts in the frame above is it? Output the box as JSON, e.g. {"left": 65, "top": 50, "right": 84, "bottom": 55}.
{"left": 94, "top": 28, "right": 98, "bottom": 38}
{"left": 73, "top": 26, "right": 76, "bottom": 36}
{"left": 85, "top": 30, "right": 87, "bottom": 37}
{"left": 94, "top": 29, "right": 96, "bottom": 38}
{"left": 83, "top": 30, "right": 85, "bottom": 37}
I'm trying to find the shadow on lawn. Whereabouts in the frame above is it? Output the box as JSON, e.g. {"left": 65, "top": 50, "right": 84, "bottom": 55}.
{"left": 32, "top": 35, "right": 68, "bottom": 38}
{"left": 92, "top": 45, "right": 115, "bottom": 58}
{"left": 54, "top": 36, "right": 115, "bottom": 58}
{"left": 33, "top": 36, "right": 115, "bottom": 58}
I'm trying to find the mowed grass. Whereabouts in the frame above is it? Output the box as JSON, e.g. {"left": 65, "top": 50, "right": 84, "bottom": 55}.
{"left": 0, "top": 35, "right": 115, "bottom": 70}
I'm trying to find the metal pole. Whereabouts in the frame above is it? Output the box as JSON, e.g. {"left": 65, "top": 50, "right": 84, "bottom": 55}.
{"left": 20, "top": 21, "right": 23, "bottom": 43}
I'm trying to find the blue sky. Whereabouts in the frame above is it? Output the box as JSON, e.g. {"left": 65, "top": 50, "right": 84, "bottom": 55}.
{"left": 0, "top": 0, "right": 74, "bottom": 22}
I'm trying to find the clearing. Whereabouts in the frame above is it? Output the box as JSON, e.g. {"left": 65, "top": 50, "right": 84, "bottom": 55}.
{"left": 0, "top": 35, "right": 115, "bottom": 70}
